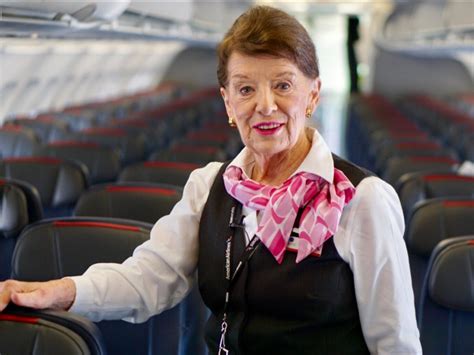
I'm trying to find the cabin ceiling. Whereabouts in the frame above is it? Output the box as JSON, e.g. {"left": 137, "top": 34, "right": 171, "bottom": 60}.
{"left": 0, "top": 0, "right": 386, "bottom": 44}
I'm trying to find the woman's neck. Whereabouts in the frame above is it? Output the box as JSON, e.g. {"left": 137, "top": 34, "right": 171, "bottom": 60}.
{"left": 251, "top": 131, "right": 311, "bottom": 186}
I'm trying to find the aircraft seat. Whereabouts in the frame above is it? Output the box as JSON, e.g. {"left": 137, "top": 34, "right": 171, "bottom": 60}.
{"left": 67, "top": 127, "right": 146, "bottom": 164}
{"left": 0, "top": 181, "right": 29, "bottom": 281}
{"left": 118, "top": 161, "right": 200, "bottom": 187}
{"left": 397, "top": 172, "right": 474, "bottom": 219}
{"left": 11, "top": 217, "right": 180, "bottom": 355}
{"left": 374, "top": 142, "right": 458, "bottom": 174}
{"left": 74, "top": 182, "right": 182, "bottom": 224}
{"left": 0, "top": 126, "right": 40, "bottom": 159}
{"left": 0, "top": 157, "right": 89, "bottom": 217}
{"left": 382, "top": 156, "right": 459, "bottom": 187}
{"left": 150, "top": 145, "right": 226, "bottom": 165}
{"left": 73, "top": 182, "right": 209, "bottom": 355}
{"left": 35, "top": 141, "right": 121, "bottom": 184}
{"left": 405, "top": 198, "right": 474, "bottom": 314}
{"left": 418, "top": 236, "right": 474, "bottom": 355}
{"left": 0, "top": 305, "right": 106, "bottom": 355}
{"left": 4, "top": 118, "right": 69, "bottom": 143}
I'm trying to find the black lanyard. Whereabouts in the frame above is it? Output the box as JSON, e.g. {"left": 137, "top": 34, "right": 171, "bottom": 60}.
{"left": 219, "top": 206, "right": 261, "bottom": 355}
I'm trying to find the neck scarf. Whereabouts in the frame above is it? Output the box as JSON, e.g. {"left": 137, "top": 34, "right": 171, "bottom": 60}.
{"left": 223, "top": 166, "right": 355, "bottom": 263}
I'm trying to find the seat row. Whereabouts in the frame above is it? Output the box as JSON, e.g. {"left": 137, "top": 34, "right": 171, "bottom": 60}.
{"left": 0, "top": 88, "right": 241, "bottom": 167}
{"left": 346, "top": 94, "right": 463, "bottom": 186}
{"left": 0, "top": 176, "right": 208, "bottom": 355}
{"left": 346, "top": 93, "right": 474, "bottom": 354}
{"left": 2, "top": 215, "right": 472, "bottom": 355}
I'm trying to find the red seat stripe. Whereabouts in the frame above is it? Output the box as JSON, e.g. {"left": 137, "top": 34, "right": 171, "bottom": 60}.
{"left": 48, "top": 141, "right": 100, "bottom": 148}
{"left": 143, "top": 161, "right": 199, "bottom": 170}
{"left": 443, "top": 201, "right": 474, "bottom": 208}
{"left": 409, "top": 157, "right": 458, "bottom": 164}
{"left": 106, "top": 186, "right": 177, "bottom": 196}
{"left": 424, "top": 175, "right": 474, "bottom": 182}
{"left": 3, "top": 157, "right": 61, "bottom": 164}
{"left": 0, "top": 314, "right": 38, "bottom": 324}
{"left": 53, "top": 221, "right": 141, "bottom": 232}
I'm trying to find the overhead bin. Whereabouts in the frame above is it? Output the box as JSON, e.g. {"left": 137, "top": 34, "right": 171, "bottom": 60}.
{"left": 0, "top": 1, "right": 130, "bottom": 21}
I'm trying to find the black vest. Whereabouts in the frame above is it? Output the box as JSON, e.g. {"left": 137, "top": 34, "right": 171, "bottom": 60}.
{"left": 198, "top": 155, "right": 373, "bottom": 355}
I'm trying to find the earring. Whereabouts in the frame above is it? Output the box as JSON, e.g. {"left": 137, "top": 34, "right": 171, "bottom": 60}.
{"left": 228, "top": 116, "right": 237, "bottom": 127}
{"left": 305, "top": 108, "right": 312, "bottom": 119}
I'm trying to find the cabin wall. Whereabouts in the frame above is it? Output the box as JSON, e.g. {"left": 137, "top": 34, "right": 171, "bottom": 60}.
{"left": 0, "top": 38, "right": 185, "bottom": 121}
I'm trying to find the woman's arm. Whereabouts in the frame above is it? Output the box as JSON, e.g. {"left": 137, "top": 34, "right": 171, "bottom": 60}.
{"left": 335, "top": 176, "right": 422, "bottom": 354}
{"left": 1, "top": 162, "right": 223, "bottom": 323}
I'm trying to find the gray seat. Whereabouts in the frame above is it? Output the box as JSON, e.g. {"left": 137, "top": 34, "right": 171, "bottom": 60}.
{"left": 382, "top": 156, "right": 459, "bottom": 186}
{"left": 67, "top": 128, "right": 146, "bottom": 164}
{"left": 73, "top": 182, "right": 208, "bottom": 355}
{"left": 4, "top": 118, "right": 69, "bottom": 143}
{"left": 0, "top": 305, "right": 106, "bottom": 355}
{"left": 405, "top": 197, "right": 474, "bottom": 314}
{"left": 11, "top": 217, "right": 180, "bottom": 355}
{"left": 418, "top": 236, "right": 474, "bottom": 355}
{"left": 0, "top": 178, "right": 43, "bottom": 280}
{"left": 0, "top": 157, "right": 89, "bottom": 217}
{"left": 74, "top": 182, "right": 182, "bottom": 224}
{"left": 0, "top": 126, "right": 40, "bottom": 159}
{"left": 35, "top": 141, "right": 121, "bottom": 184}
{"left": 150, "top": 145, "right": 225, "bottom": 165}
{"left": 397, "top": 172, "right": 474, "bottom": 219}
{"left": 118, "top": 161, "right": 199, "bottom": 187}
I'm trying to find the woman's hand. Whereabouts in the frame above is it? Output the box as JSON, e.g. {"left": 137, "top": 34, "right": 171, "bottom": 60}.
{"left": 0, "top": 278, "right": 76, "bottom": 312}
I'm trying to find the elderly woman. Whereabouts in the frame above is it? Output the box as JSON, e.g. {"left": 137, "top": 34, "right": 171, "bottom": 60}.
{"left": 0, "top": 6, "right": 421, "bottom": 355}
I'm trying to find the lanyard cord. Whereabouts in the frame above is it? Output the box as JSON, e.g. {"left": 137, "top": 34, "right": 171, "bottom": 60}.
{"left": 219, "top": 205, "right": 261, "bottom": 355}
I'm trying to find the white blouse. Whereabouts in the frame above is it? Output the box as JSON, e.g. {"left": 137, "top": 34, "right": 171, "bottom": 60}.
{"left": 70, "top": 129, "right": 422, "bottom": 354}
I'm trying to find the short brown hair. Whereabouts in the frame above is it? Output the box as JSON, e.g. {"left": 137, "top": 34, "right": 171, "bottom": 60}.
{"left": 217, "top": 5, "right": 319, "bottom": 87}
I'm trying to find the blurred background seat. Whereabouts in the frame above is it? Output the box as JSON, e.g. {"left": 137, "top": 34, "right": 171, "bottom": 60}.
{"left": 0, "top": 157, "right": 88, "bottom": 217}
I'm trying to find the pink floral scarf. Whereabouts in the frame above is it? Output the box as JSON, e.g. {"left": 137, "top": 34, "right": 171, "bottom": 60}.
{"left": 223, "top": 166, "right": 355, "bottom": 263}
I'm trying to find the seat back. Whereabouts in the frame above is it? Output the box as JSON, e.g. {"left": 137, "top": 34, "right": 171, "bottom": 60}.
{"left": 74, "top": 183, "right": 182, "bottom": 224}
{"left": 0, "top": 306, "right": 107, "bottom": 355}
{"left": 0, "top": 157, "right": 88, "bottom": 217}
{"left": 68, "top": 128, "right": 146, "bottom": 164}
{"left": 0, "top": 126, "right": 40, "bottom": 158}
{"left": 398, "top": 173, "right": 474, "bottom": 219}
{"left": 149, "top": 146, "right": 225, "bottom": 165}
{"left": 0, "top": 182, "right": 29, "bottom": 239}
{"left": 0, "top": 181, "right": 29, "bottom": 280}
{"left": 0, "top": 178, "right": 42, "bottom": 280}
{"left": 418, "top": 236, "right": 474, "bottom": 355}
{"left": 405, "top": 198, "right": 474, "bottom": 313}
{"left": 11, "top": 217, "right": 179, "bottom": 355}
{"left": 382, "top": 156, "right": 459, "bottom": 186}
{"left": 4, "top": 118, "right": 69, "bottom": 143}
{"left": 118, "top": 161, "right": 199, "bottom": 187}
{"left": 36, "top": 141, "right": 121, "bottom": 184}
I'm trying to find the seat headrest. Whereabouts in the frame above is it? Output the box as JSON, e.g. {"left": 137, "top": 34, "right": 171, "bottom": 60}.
{"left": 429, "top": 239, "right": 474, "bottom": 311}
{"left": 0, "top": 159, "right": 88, "bottom": 208}
{"left": 74, "top": 183, "right": 182, "bottom": 224}
{"left": 12, "top": 217, "right": 151, "bottom": 280}
{"left": 0, "top": 178, "right": 43, "bottom": 222}
{"left": 406, "top": 198, "right": 474, "bottom": 257}
{"left": 0, "top": 305, "right": 106, "bottom": 355}
{"left": 0, "top": 183, "right": 29, "bottom": 238}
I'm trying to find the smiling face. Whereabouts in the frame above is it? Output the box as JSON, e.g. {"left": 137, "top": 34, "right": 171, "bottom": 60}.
{"left": 221, "top": 52, "right": 321, "bottom": 162}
